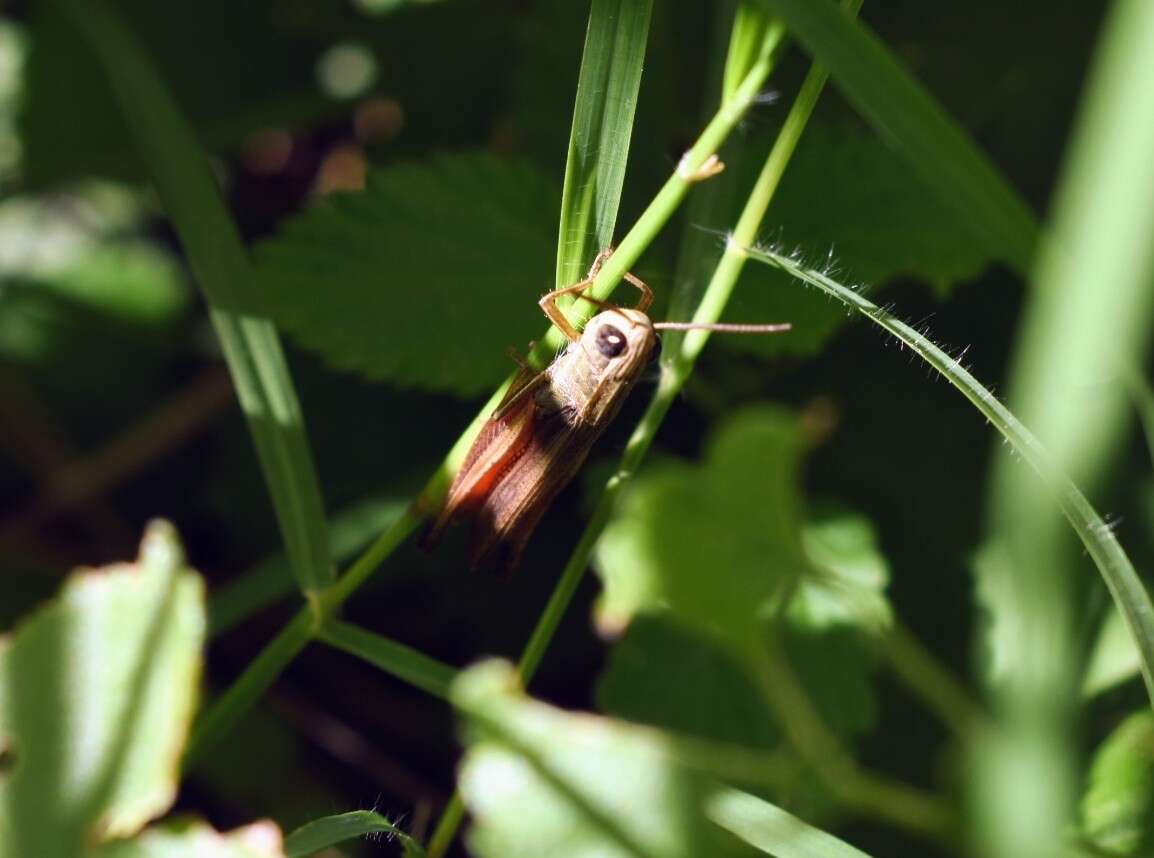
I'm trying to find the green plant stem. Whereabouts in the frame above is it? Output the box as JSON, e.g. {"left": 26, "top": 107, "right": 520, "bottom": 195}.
{"left": 745, "top": 244, "right": 1154, "bottom": 709}
{"left": 881, "top": 620, "right": 989, "bottom": 741}
{"left": 751, "top": 632, "right": 955, "bottom": 840}
{"left": 425, "top": 795, "right": 466, "bottom": 858}
{"left": 183, "top": 611, "right": 313, "bottom": 768}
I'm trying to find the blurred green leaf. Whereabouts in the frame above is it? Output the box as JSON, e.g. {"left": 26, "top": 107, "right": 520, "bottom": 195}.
{"left": 0, "top": 522, "right": 203, "bottom": 854}
{"left": 594, "top": 406, "right": 810, "bottom": 651}
{"left": 594, "top": 414, "right": 885, "bottom": 781}
{"left": 285, "top": 810, "right": 423, "bottom": 857}
{"left": 1081, "top": 712, "right": 1154, "bottom": 855}
{"left": 1084, "top": 606, "right": 1142, "bottom": 699}
{"left": 723, "top": 123, "right": 995, "bottom": 359}
{"left": 707, "top": 787, "right": 874, "bottom": 858}
{"left": 760, "top": 0, "right": 1039, "bottom": 271}
{"left": 256, "top": 151, "right": 558, "bottom": 395}
{"left": 792, "top": 510, "right": 891, "bottom": 633}
{"left": 598, "top": 615, "right": 781, "bottom": 750}
{"left": 0, "top": 187, "right": 187, "bottom": 364}
{"left": 92, "top": 818, "right": 285, "bottom": 858}
{"left": 454, "top": 660, "right": 754, "bottom": 858}
{"left": 554, "top": 0, "right": 653, "bottom": 287}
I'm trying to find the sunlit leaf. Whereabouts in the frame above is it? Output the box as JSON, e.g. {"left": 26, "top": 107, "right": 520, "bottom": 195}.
{"left": 93, "top": 818, "right": 284, "bottom": 858}
{"left": 454, "top": 660, "right": 754, "bottom": 858}
{"left": 0, "top": 522, "right": 203, "bottom": 854}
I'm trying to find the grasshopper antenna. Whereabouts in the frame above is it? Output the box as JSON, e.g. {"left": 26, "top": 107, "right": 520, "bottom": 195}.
{"left": 652, "top": 321, "right": 791, "bottom": 334}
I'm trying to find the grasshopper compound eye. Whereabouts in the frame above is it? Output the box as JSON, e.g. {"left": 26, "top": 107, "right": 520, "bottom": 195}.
{"left": 596, "top": 324, "right": 627, "bottom": 358}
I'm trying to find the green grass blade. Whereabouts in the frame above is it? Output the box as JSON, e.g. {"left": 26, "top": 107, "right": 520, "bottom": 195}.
{"left": 555, "top": 0, "right": 654, "bottom": 288}
{"left": 285, "top": 810, "right": 424, "bottom": 858}
{"left": 318, "top": 620, "right": 456, "bottom": 701}
{"left": 58, "top": 0, "right": 332, "bottom": 594}
{"left": 762, "top": 0, "right": 1039, "bottom": 272}
{"left": 707, "top": 787, "right": 875, "bottom": 858}
{"left": 744, "top": 244, "right": 1154, "bottom": 710}
{"left": 980, "top": 0, "right": 1154, "bottom": 851}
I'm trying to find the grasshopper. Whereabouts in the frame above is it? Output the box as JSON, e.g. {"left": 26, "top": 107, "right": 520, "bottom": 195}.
{"left": 422, "top": 250, "right": 790, "bottom": 574}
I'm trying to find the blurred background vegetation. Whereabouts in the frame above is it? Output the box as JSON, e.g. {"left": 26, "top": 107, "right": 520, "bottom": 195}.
{"left": 1, "top": 0, "right": 1152, "bottom": 856}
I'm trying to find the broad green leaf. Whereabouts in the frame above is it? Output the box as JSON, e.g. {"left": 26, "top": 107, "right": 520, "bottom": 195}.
{"left": 595, "top": 409, "right": 891, "bottom": 654}
{"left": 1080, "top": 712, "right": 1154, "bottom": 855}
{"left": 285, "top": 810, "right": 423, "bottom": 858}
{"left": 0, "top": 522, "right": 203, "bottom": 855}
{"left": 598, "top": 616, "right": 781, "bottom": 751}
{"left": 454, "top": 660, "right": 754, "bottom": 858}
{"left": 256, "top": 151, "right": 558, "bottom": 395}
{"left": 59, "top": 0, "right": 332, "bottom": 594}
{"left": 594, "top": 406, "right": 810, "bottom": 652}
{"left": 93, "top": 818, "right": 284, "bottom": 858}
{"left": 555, "top": 0, "right": 653, "bottom": 287}
{"left": 722, "top": 123, "right": 998, "bottom": 359}
{"left": 707, "top": 787, "right": 874, "bottom": 858}
{"left": 760, "top": 0, "right": 1038, "bottom": 271}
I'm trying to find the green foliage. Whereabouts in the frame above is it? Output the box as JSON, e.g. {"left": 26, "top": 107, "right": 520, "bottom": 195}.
{"left": 455, "top": 660, "right": 878, "bottom": 858}
{"left": 0, "top": 522, "right": 202, "bottom": 853}
{"left": 92, "top": 820, "right": 284, "bottom": 858}
{"left": 1081, "top": 712, "right": 1154, "bottom": 855}
{"left": 256, "top": 152, "right": 558, "bottom": 394}
{"left": 454, "top": 660, "right": 753, "bottom": 858}
{"left": 594, "top": 410, "right": 888, "bottom": 812}
{"left": 0, "top": 523, "right": 287, "bottom": 858}
{"left": 285, "top": 810, "right": 424, "bottom": 858}
{"left": 595, "top": 406, "right": 811, "bottom": 651}
{"left": 6, "top": 1, "right": 1154, "bottom": 857}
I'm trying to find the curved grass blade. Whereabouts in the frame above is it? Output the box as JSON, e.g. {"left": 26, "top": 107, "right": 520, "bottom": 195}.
{"left": 761, "top": 0, "right": 1039, "bottom": 272}
{"left": 285, "top": 811, "right": 425, "bottom": 858}
{"left": 56, "top": 0, "right": 332, "bottom": 594}
{"left": 555, "top": 0, "right": 654, "bottom": 288}
{"left": 744, "top": 243, "right": 1154, "bottom": 710}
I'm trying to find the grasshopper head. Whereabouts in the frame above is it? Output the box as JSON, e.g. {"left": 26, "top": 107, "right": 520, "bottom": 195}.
{"left": 581, "top": 308, "right": 657, "bottom": 378}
